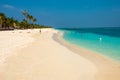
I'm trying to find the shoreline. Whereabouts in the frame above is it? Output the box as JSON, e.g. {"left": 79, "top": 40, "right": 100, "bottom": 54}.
{"left": 53, "top": 30, "right": 120, "bottom": 80}
{"left": 56, "top": 31, "right": 120, "bottom": 66}
{"left": 0, "top": 28, "right": 120, "bottom": 80}
{"left": 53, "top": 31, "right": 120, "bottom": 66}
{"left": 0, "top": 29, "right": 97, "bottom": 80}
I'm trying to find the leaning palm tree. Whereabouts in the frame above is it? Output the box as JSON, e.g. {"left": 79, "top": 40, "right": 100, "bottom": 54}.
{"left": 22, "top": 10, "right": 37, "bottom": 29}
{"left": 27, "top": 15, "right": 33, "bottom": 28}
{"left": 33, "top": 18, "right": 36, "bottom": 24}
{"left": 28, "top": 15, "right": 37, "bottom": 28}
{"left": 22, "top": 10, "right": 28, "bottom": 18}
{"left": 22, "top": 10, "right": 31, "bottom": 29}
{"left": 28, "top": 15, "right": 33, "bottom": 23}
{"left": 22, "top": 10, "right": 29, "bottom": 23}
{"left": 32, "top": 18, "right": 37, "bottom": 28}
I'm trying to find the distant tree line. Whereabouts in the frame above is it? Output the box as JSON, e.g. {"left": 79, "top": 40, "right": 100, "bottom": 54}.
{"left": 0, "top": 11, "right": 52, "bottom": 30}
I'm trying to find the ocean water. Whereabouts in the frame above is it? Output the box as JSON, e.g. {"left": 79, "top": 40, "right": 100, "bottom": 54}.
{"left": 57, "top": 27, "right": 120, "bottom": 63}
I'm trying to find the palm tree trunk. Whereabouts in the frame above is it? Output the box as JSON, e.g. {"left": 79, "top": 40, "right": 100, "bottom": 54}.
{"left": 0, "top": 16, "right": 2, "bottom": 29}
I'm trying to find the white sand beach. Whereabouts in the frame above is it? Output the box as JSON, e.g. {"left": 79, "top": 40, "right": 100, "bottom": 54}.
{"left": 0, "top": 29, "right": 120, "bottom": 80}
{"left": 0, "top": 29, "right": 36, "bottom": 65}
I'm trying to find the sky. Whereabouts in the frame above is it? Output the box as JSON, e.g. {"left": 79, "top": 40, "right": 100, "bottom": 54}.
{"left": 0, "top": 0, "right": 120, "bottom": 28}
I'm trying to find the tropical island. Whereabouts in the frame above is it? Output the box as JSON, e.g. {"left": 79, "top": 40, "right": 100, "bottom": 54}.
{"left": 0, "top": 11, "right": 52, "bottom": 30}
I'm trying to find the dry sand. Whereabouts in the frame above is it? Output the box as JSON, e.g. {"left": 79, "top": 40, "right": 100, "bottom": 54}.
{"left": 0, "top": 29, "right": 120, "bottom": 80}
{"left": 0, "top": 29, "right": 36, "bottom": 65}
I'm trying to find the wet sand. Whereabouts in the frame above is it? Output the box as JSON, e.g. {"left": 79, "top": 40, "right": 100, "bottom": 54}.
{"left": 0, "top": 29, "right": 120, "bottom": 80}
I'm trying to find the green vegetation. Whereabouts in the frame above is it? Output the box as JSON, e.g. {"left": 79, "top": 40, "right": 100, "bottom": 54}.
{"left": 0, "top": 12, "right": 52, "bottom": 30}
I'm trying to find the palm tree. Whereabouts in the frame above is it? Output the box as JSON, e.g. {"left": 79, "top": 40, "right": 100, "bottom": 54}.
{"left": 27, "top": 14, "right": 37, "bottom": 28}
{"left": 7, "top": 17, "right": 14, "bottom": 27}
{"left": 0, "top": 13, "right": 6, "bottom": 29}
{"left": 22, "top": 10, "right": 28, "bottom": 17}
{"left": 22, "top": 10, "right": 37, "bottom": 29}
{"left": 0, "top": 16, "right": 2, "bottom": 29}
{"left": 22, "top": 11, "right": 32, "bottom": 28}
{"left": 22, "top": 10, "right": 29, "bottom": 22}
{"left": 28, "top": 15, "right": 33, "bottom": 23}
{"left": 13, "top": 20, "right": 20, "bottom": 29}
{"left": 20, "top": 19, "right": 28, "bottom": 29}
{"left": 32, "top": 18, "right": 37, "bottom": 28}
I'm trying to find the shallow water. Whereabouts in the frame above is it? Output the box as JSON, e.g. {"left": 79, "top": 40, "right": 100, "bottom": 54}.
{"left": 57, "top": 27, "right": 120, "bottom": 63}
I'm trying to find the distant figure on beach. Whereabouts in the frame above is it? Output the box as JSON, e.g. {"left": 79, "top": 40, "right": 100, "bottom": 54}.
{"left": 39, "top": 29, "right": 41, "bottom": 34}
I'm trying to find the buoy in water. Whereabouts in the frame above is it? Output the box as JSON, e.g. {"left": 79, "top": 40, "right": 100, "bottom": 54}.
{"left": 99, "top": 37, "right": 102, "bottom": 41}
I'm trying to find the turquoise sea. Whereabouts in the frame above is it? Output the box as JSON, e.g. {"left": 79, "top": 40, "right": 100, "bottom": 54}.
{"left": 57, "top": 27, "right": 120, "bottom": 63}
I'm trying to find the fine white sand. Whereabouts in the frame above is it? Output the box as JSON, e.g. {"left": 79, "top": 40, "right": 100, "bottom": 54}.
{"left": 0, "top": 29, "right": 36, "bottom": 65}
{"left": 0, "top": 29, "right": 120, "bottom": 80}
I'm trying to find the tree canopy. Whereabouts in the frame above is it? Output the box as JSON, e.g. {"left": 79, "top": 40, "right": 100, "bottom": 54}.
{"left": 0, "top": 12, "right": 52, "bottom": 30}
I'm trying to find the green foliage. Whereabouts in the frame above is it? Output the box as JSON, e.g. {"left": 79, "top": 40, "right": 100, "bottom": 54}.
{"left": 20, "top": 19, "right": 28, "bottom": 29}
{"left": 22, "top": 10, "right": 37, "bottom": 25}
{"left": 0, "top": 12, "right": 52, "bottom": 30}
{"left": 33, "top": 24, "right": 52, "bottom": 28}
{"left": 0, "top": 13, "right": 15, "bottom": 29}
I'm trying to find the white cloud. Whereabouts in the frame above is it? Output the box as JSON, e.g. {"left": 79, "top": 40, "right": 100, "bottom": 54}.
{"left": 2, "top": 4, "right": 23, "bottom": 12}
{"left": 3, "top": 4, "right": 15, "bottom": 9}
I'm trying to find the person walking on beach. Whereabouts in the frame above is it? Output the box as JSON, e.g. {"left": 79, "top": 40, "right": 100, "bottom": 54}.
{"left": 39, "top": 29, "right": 41, "bottom": 34}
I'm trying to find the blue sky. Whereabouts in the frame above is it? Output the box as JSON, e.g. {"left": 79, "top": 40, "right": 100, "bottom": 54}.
{"left": 0, "top": 0, "right": 120, "bottom": 28}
